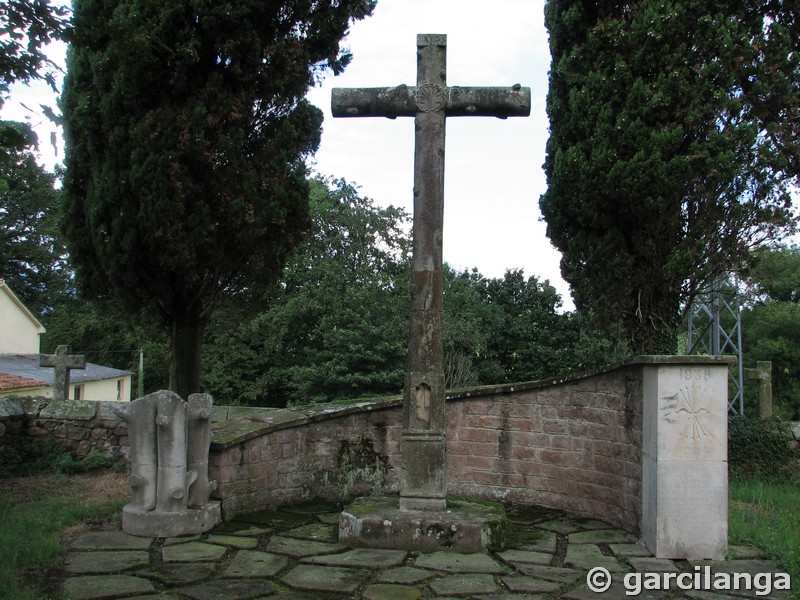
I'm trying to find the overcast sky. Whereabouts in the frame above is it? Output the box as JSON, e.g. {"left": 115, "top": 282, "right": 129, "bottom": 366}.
{"left": 2, "top": 0, "right": 575, "bottom": 308}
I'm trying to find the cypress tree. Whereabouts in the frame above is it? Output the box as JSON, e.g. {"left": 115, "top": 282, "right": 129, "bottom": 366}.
{"left": 62, "top": 0, "right": 374, "bottom": 397}
{"left": 541, "top": 0, "right": 798, "bottom": 354}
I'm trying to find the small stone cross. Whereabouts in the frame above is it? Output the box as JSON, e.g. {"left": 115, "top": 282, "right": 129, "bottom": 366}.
{"left": 40, "top": 345, "right": 86, "bottom": 401}
{"left": 332, "top": 34, "right": 530, "bottom": 511}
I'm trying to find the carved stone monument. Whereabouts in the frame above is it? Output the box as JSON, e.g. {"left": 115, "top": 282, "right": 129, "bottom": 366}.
{"left": 114, "top": 390, "right": 221, "bottom": 537}
{"left": 39, "top": 345, "right": 86, "bottom": 402}
{"left": 641, "top": 357, "right": 731, "bottom": 559}
{"left": 334, "top": 34, "right": 529, "bottom": 550}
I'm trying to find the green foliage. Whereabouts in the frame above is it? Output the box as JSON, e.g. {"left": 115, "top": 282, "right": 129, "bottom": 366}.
{"left": 0, "top": 0, "right": 70, "bottom": 95}
{"left": 541, "top": 0, "right": 798, "bottom": 355}
{"left": 0, "top": 437, "right": 118, "bottom": 478}
{"left": 0, "top": 436, "right": 118, "bottom": 478}
{"left": 202, "top": 178, "right": 410, "bottom": 406}
{"left": 741, "top": 245, "right": 800, "bottom": 417}
{"left": 0, "top": 138, "right": 71, "bottom": 315}
{"left": 0, "top": 481, "right": 124, "bottom": 600}
{"left": 729, "top": 477, "right": 800, "bottom": 590}
{"left": 728, "top": 416, "right": 796, "bottom": 480}
{"left": 746, "top": 245, "right": 800, "bottom": 304}
{"left": 61, "top": 0, "right": 375, "bottom": 397}
{"left": 41, "top": 297, "right": 170, "bottom": 394}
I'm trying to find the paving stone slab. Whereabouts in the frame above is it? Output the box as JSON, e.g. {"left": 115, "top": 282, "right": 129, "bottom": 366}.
{"left": 161, "top": 541, "right": 227, "bottom": 562}
{"left": 302, "top": 548, "right": 407, "bottom": 569}
{"left": 475, "top": 595, "right": 547, "bottom": 600}
{"left": 266, "top": 535, "right": 346, "bottom": 558}
{"left": 415, "top": 551, "right": 505, "bottom": 574}
{"left": 562, "top": 582, "right": 667, "bottom": 599}
{"left": 282, "top": 522, "right": 338, "bottom": 542}
{"left": 210, "top": 521, "right": 272, "bottom": 537}
{"left": 497, "top": 549, "right": 553, "bottom": 566}
{"left": 236, "top": 509, "right": 312, "bottom": 528}
{"left": 428, "top": 573, "right": 499, "bottom": 596}
{"left": 513, "top": 564, "right": 584, "bottom": 584}
{"left": 535, "top": 519, "right": 583, "bottom": 535}
{"left": 517, "top": 531, "right": 558, "bottom": 553}
{"left": 564, "top": 543, "right": 628, "bottom": 572}
{"left": 684, "top": 591, "right": 756, "bottom": 600}
{"left": 180, "top": 578, "right": 274, "bottom": 600}
{"left": 137, "top": 562, "right": 216, "bottom": 585}
{"left": 281, "top": 564, "right": 369, "bottom": 593}
{"left": 628, "top": 557, "right": 680, "bottom": 572}
{"left": 501, "top": 576, "right": 562, "bottom": 594}
{"left": 162, "top": 534, "right": 202, "bottom": 546}
{"left": 317, "top": 512, "right": 342, "bottom": 525}
{"left": 125, "top": 596, "right": 174, "bottom": 600}
{"left": 62, "top": 575, "right": 155, "bottom": 600}
{"left": 608, "top": 543, "right": 653, "bottom": 557}
{"left": 206, "top": 533, "right": 259, "bottom": 549}
{"left": 379, "top": 566, "right": 435, "bottom": 584}
{"left": 64, "top": 550, "right": 150, "bottom": 574}
{"left": 223, "top": 550, "right": 289, "bottom": 578}
{"left": 568, "top": 529, "right": 638, "bottom": 544}
{"left": 363, "top": 583, "right": 424, "bottom": 600}
{"left": 71, "top": 531, "right": 152, "bottom": 551}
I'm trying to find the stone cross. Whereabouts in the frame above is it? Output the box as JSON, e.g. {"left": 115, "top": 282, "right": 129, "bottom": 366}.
{"left": 40, "top": 345, "right": 86, "bottom": 402}
{"left": 332, "top": 34, "right": 530, "bottom": 511}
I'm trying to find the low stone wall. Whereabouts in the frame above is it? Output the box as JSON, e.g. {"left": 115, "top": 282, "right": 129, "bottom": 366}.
{"left": 0, "top": 397, "right": 130, "bottom": 461}
{"left": 2, "top": 356, "right": 742, "bottom": 547}
{"left": 209, "top": 361, "right": 646, "bottom": 532}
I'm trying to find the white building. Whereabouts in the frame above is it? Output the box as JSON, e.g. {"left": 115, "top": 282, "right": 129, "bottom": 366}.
{"left": 0, "top": 279, "right": 132, "bottom": 401}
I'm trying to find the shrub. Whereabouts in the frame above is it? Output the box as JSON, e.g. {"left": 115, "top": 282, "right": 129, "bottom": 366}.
{"left": 728, "top": 415, "right": 796, "bottom": 479}
{"left": 0, "top": 437, "right": 117, "bottom": 478}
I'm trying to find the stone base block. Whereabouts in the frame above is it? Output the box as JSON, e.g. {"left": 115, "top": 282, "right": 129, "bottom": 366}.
{"left": 122, "top": 501, "right": 222, "bottom": 537}
{"left": 339, "top": 496, "right": 506, "bottom": 553}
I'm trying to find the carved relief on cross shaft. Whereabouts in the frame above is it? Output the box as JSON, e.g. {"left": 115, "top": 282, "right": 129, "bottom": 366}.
{"left": 415, "top": 84, "right": 446, "bottom": 113}
{"left": 414, "top": 382, "right": 432, "bottom": 427}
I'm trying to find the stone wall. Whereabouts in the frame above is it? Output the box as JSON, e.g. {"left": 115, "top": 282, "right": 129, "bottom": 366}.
{"left": 2, "top": 357, "right": 744, "bottom": 542}
{"left": 0, "top": 397, "right": 130, "bottom": 461}
{"left": 209, "top": 361, "right": 645, "bottom": 532}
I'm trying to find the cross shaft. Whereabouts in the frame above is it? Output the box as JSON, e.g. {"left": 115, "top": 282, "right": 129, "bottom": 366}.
{"left": 332, "top": 33, "right": 530, "bottom": 511}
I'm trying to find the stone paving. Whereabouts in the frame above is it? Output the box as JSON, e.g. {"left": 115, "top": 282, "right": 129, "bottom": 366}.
{"left": 58, "top": 502, "right": 791, "bottom": 600}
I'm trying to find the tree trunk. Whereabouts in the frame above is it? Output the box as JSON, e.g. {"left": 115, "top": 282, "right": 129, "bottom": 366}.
{"left": 169, "top": 303, "right": 206, "bottom": 399}
{"left": 626, "top": 286, "right": 681, "bottom": 355}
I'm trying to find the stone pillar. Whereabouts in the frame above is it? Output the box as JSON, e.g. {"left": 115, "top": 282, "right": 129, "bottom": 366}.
{"left": 641, "top": 357, "right": 731, "bottom": 559}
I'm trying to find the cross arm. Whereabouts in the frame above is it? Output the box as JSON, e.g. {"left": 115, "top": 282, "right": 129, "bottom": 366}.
{"left": 332, "top": 85, "right": 531, "bottom": 119}
{"left": 332, "top": 85, "right": 416, "bottom": 118}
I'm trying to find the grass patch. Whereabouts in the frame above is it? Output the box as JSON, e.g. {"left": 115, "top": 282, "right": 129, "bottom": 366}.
{"left": 729, "top": 476, "right": 800, "bottom": 597}
{"left": 0, "top": 470, "right": 128, "bottom": 600}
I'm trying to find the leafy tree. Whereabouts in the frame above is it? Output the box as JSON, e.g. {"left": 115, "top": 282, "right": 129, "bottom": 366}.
{"left": 0, "top": 0, "right": 70, "bottom": 94}
{"left": 1, "top": 1, "right": 70, "bottom": 162}
{"left": 541, "top": 0, "right": 798, "bottom": 355}
{"left": 0, "top": 132, "right": 70, "bottom": 314}
{"left": 61, "top": 0, "right": 375, "bottom": 397}
{"left": 202, "top": 178, "right": 411, "bottom": 406}
{"left": 41, "top": 298, "right": 170, "bottom": 394}
{"left": 741, "top": 245, "right": 800, "bottom": 417}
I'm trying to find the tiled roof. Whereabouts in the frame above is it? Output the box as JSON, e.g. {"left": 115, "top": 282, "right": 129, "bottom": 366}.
{"left": 0, "top": 372, "right": 46, "bottom": 391}
{"left": 0, "top": 354, "right": 133, "bottom": 387}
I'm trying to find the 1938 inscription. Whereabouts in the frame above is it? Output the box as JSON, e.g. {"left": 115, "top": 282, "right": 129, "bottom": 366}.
{"left": 679, "top": 368, "right": 712, "bottom": 382}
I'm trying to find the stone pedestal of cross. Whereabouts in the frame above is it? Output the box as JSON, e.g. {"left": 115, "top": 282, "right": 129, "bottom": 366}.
{"left": 333, "top": 34, "right": 530, "bottom": 512}
{"left": 40, "top": 345, "right": 86, "bottom": 402}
